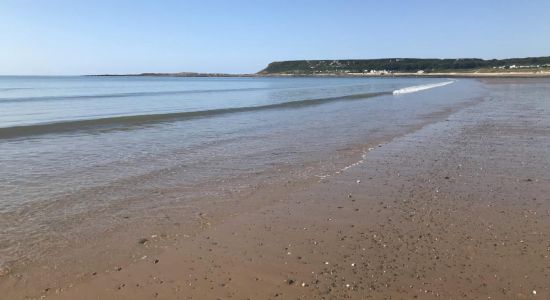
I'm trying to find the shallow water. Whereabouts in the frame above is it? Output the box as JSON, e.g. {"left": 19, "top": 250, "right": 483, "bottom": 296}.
{"left": 0, "top": 76, "right": 483, "bottom": 267}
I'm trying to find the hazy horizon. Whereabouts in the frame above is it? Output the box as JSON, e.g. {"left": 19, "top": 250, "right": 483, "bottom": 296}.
{"left": 2, "top": 0, "right": 550, "bottom": 75}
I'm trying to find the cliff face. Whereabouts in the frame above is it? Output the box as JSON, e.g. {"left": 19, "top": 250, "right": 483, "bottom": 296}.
{"left": 259, "top": 57, "right": 550, "bottom": 74}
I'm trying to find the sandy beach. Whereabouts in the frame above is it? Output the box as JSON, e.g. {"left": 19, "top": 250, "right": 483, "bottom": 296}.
{"left": 3, "top": 0, "right": 550, "bottom": 299}
{"left": 2, "top": 78, "right": 550, "bottom": 299}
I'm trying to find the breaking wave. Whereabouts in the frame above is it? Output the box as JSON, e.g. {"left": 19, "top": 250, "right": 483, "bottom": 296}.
{"left": 393, "top": 81, "right": 454, "bottom": 95}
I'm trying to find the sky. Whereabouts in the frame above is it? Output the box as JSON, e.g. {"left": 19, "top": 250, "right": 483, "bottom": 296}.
{"left": 1, "top": 0, "right": 549, "bottom": 75}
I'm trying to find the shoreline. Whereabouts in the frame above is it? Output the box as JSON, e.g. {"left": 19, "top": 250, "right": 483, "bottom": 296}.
{"left": 0, "top": 83, "right": 484, "bottom": 299}
{"left": 2, "top": 78, "right": 550, "bottom": 299}
{"left": 89, "top": 71, "right": 550, "bottom": 78}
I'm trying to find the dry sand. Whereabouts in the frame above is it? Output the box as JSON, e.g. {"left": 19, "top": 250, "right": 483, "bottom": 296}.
{"left": 2, "top": 78, "right": 550, "bottom": 299}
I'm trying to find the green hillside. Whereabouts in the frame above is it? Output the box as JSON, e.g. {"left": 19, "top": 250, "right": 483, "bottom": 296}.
{"left": 259, "top": 57, "right": 550, "bottom": 74}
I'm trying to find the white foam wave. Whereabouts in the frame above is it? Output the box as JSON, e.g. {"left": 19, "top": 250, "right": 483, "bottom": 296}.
{"left": 316, "top": 145, "right": 382, "bottom": 182}
{"left": 393, "top": 81, "right": 454, "bottom": 95}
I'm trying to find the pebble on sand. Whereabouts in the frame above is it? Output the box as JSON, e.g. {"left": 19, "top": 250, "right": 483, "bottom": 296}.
{"left": 0, "top": 266, "right": 9, "bottom": 277}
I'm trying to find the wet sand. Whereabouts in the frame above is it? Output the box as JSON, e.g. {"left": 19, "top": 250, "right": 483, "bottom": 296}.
{"left": 2, "top": 78, "right": 550, "bottom": 299}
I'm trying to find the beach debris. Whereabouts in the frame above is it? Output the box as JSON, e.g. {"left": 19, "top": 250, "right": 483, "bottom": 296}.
{"left": 301, "top": 282, "right": 307, "bottom": 287}
{"left": 0, "top": 266, "right": 9, "bottom": 277}
{"left": 351, "top": 263, "right": 356, "bottom": 267}
{"left": 151, "top": 234, "right": 158, "bottom": 238}
{"left": 356, "top": 180, "right": 361, "bottom": 184}
{"left": 324, "top": 261, "right": 330, "bottom": 265}
{"left": 115, "top": 266, "right": 122, "bottom": 271}
{"left": 348, "top": 193, "right": 352, "bottom": 198}
{"left": 533, "top": 290, "right": 537, "bottom": 295}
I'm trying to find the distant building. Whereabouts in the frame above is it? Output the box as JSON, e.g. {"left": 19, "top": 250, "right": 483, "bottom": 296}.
{"left": 365, "top": 69, "right": 390, "bottom": 75}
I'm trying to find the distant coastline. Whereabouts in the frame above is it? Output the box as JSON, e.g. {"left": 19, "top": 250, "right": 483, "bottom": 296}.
{"left": 91, "top": 71, "right": 550, "bottom": 78}
{"left": 91, "top": 72, "right": 255, "bottom": 78}
{"left": 91, "top": 56, "right": 550, "bottom": 78}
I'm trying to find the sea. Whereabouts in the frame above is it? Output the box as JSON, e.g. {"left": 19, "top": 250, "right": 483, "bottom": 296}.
{"left": 0, "top": 75, "right": 484, "bottom": 270}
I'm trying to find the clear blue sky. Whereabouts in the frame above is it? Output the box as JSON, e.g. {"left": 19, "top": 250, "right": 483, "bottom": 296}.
{"left": 1, "top": 0, "right": 549, "bottom": 75}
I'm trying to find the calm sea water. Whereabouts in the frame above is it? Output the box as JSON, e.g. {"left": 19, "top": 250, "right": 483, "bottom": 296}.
{"left": 0, "top": 76, "right": 483, "bottom": 267}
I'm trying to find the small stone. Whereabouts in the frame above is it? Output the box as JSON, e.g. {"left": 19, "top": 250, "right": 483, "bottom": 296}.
{"left": 287, "top": 279, "right": 295, "bottom": 285}
{"left": 154, "top": 259, "right": 160, "bottom": 264}
{"left": 138, "top": 238, "right": 148, "bottom": 244}
{"left": 0, "top": 266, "right": 9, "bottom": 277}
